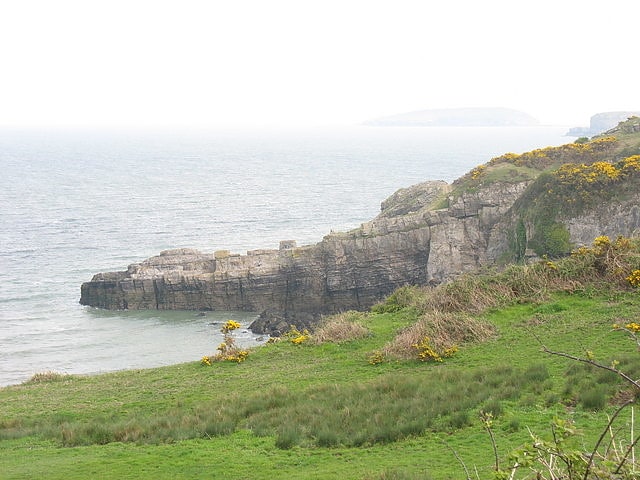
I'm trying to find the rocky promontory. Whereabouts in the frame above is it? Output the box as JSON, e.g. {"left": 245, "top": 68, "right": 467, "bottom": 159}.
{"left": 567, "top": 111, "right": 640, "bottom": 137}
{"left": 81, "top": 118, "right": 640, "bottom": 334}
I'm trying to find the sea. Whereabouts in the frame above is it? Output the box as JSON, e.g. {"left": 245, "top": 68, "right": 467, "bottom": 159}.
{"left": 0, "top": 125, "right": 572, "bottom": 386}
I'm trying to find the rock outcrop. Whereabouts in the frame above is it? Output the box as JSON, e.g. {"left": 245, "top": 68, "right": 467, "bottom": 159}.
{"left": 81, "top": 121, "right": 640, "bottom": 334}
{"left": 567, "top": 112, "right": 640, "bottom": 137}
{"left": 81, "top": 180, "right": 525, "bottom": 331}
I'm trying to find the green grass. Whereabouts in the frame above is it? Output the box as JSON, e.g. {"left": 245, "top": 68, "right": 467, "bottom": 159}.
{"left": 5, "top": 186, "right": 640, "bottom": 477}
{"left": 3, "top": 284, "right": 640, "bottom": 478}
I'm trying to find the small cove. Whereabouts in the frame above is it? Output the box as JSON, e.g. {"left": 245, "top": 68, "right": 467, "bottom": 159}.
{"left": 0, "top": 125, "right": 571, "bottom": 386}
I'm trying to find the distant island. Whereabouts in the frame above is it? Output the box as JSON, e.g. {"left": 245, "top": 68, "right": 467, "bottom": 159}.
{"left": 566, "top": 111, "right": 640, "bottom": 137}
{"left": 363, "top": 107, "right": 539, "bottom": 127}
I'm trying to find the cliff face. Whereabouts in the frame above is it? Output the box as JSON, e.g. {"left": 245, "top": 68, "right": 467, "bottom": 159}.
{"left": 80, "top": 180, "right": 528, "bottom": 333}
{"left": 567, "top": 112, "right": 640, "bottom": 137}
{"left": 80, "top": 178, "right": 640, "bottom": 333}
{"left": 80, "top": 121, "right": 640, "bottom": 334}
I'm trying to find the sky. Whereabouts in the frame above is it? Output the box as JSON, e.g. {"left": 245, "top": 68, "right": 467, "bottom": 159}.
{"left": 0, "top": 0, "right": 638, "bottom": 129}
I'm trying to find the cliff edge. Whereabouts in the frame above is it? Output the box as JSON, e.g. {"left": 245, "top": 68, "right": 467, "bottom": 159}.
{"left": 80, "top": 118, "right": 640, "bottom": 334}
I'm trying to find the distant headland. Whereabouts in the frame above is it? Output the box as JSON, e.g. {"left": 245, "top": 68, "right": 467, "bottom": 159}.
{"left": 363, "top": 107, "right": 539, "bottom": 127}
{"left": 80, "top": 117, "right": 640, "bottom": 335}
{"left": 566, "top": 111, "right": 640, "bottom": 137}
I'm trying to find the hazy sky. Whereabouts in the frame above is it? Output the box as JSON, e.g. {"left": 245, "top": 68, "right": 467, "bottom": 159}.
{"left": 1, "top": 0, "right": 637, "bottom": 129}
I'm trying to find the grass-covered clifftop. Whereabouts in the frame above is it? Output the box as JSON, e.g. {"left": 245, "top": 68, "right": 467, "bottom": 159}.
{"left": 3, "top": 235, "right": 640, "bottom": 479}
{"left": 438, "top": 116, "right": 640, "bottom": 262}
{"left": 453, "top": 116, "right": 640, "bottom": 194}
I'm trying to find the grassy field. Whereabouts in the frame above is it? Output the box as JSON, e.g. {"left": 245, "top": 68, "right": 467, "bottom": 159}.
{"left": 3, "top": 236, "right": 640, "bottom": 479}
{"left": 5, "top": 121, "right": 640, "bottom": 479}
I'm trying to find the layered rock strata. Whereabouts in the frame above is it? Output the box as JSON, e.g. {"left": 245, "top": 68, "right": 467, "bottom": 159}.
{"left": 80, "top": 179, "right": 640, "bottom": 334}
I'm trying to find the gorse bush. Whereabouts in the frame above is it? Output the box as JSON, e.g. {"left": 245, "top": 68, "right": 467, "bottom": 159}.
{"left": 571, "top": 235, "right": 640, "bottom": 287}
{"left": 202, "top": 319, "right": 250, "bottom": 365}
{"left": 457, "top": 136, "right": 619, "bottom": 191}
{"left": 627, "top": 269, "right": 640, "bottom": 287}
{"left": 281, "top": 325, "right": 310, "bottom": 345}
{"left": 507, "top": 150, "right": 640, "bottom": 258}
{"left": 489, "top": 136, "right": 618, "bottom": 171}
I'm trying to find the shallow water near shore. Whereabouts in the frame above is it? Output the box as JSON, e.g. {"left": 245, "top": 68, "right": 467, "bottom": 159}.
{"left": 0, "top": 125, "right": 570, "bottom": 386}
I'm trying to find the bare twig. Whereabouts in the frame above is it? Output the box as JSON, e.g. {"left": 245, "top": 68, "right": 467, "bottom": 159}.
{"left": 441, "top": 438, "right": 473, "bottom": 480}
{"left": 533, "top": 331, "right": 640, "bottom": 390}
{"left": 481, "top": 411, "right": 500, "bottom": 472}
{"left": 584, "top": 399, "right": 634, "bottom": 480}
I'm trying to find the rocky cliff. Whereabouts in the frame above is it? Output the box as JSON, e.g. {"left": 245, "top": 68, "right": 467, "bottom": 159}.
{"left": 567, "top": 112, "right": 640, "bottom": 137}
{"left": 80, "top": 119, "right": 640, "bottom": 334}
{"left": 80, "top": 180, "right": 524, "bottom": 333}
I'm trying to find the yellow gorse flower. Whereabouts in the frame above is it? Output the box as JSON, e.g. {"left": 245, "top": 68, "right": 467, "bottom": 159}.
{"left": 627, "top": 270, "right": 640, "bottom": 288}
{"left": 222, "top": 320, "right": 241, "bottom": 333}
{"left": 625, "top": 322, "right": 640, "bottom": 333}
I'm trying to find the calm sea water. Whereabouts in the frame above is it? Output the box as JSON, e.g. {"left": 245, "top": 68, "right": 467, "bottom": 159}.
{"left": 0, "top": 125, "right": 570, "bottom": 386}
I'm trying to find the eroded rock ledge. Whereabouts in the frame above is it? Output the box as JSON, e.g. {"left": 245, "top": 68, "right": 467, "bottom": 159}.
{"left": 80, "top": 180, "right": 524, "bottom": 332}
{"left": 80, "top": 177, "right": 640, "bottom": 334}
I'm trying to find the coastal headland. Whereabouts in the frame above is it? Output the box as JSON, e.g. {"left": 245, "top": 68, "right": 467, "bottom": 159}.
{"left": 81, "top": 117, "right": 640, "bottom": 334}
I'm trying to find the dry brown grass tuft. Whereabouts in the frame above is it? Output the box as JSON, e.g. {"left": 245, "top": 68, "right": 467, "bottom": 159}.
{"left": 311, "top": 311, "right": 370, "bottom": 344}
{"left": 24, "top": 371, "right": 74, "bottom": 384}
{"left": 383, "top": 311, "right": 496, "bottom": 360}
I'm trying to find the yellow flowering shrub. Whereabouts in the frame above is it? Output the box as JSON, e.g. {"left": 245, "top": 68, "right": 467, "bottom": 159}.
{"left": 201, "top": 319, "right": 250, "bottom": 365}
{"left": 625, "top": 322, "right": 640, "bottom": 333}
{"left": 489, "top": 136, "right": 618, "bottom": 170}
{"left": 413, "top": 337, "right": 442, "bottom": 362}
{"left": 556, "top": 162, "right": 620, "bottom": 187}
{"left": 569, "top": 236, "right": 640, "bottom": 288}
{"left": 627, "top": 270, "right": 640, "bottom": 288}
{"left": 222, "top": 320, "right": 241, "bottom": 333}
{"left": 593, "top": 235, "right": 611, "bottom": 250}
{"left": 221, "top": 349, "right": 250, "bottom": 363}
{"left": 622, "top": 155, "right": 640, "bottom": 173}
{"left": 282, "top": 325, "right": 310, "bottom": 345}
{"left": 412, "top": 337, "right": 458, "bottom": 363}
{"left": 368, "top": 350, "right": 385, "bottom": 365}
{"left": 442, "top": 345, "right": 459, "bottom": 358}
{"left": 470, "top": 164, "right": 487, "bottom": 180}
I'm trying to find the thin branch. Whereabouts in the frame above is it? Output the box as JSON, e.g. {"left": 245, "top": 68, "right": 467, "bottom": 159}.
{"left": 616, "top": 429, "right": 640, "bottom": 474}
{"left": 481, "top": 411, "right": 500, "bottom": 472}
{"left": 441, "top": 438, "right": 473, "bottom": 480}
{"left": 583, "top": 399, "right": 635, "bottom": 480}
{"left": 536, "top": 339, "right": 640, "bottom": 390}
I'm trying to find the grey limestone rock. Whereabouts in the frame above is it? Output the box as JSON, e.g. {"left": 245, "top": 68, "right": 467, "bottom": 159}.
{"left": 80, "top": 178, "right": 640, "bottom": 334}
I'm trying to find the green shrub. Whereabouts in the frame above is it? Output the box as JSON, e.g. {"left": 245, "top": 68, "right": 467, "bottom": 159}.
{"left": 371, "top": 285, "right": 421, "bottom": 313}
{"left": 523, "top": 363, "right": 550, "bottom": 383}
{"left": 275, "top": 424, "right": 303, "bottom": 449}
{"left": 315, "top": 428, "right": 339, "bottom": 447}
{"left": 529, "top": 221, "right": 572, "bottom": 258}
{"left": 481, "top": 398, "right": 503, "bottom": 418}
